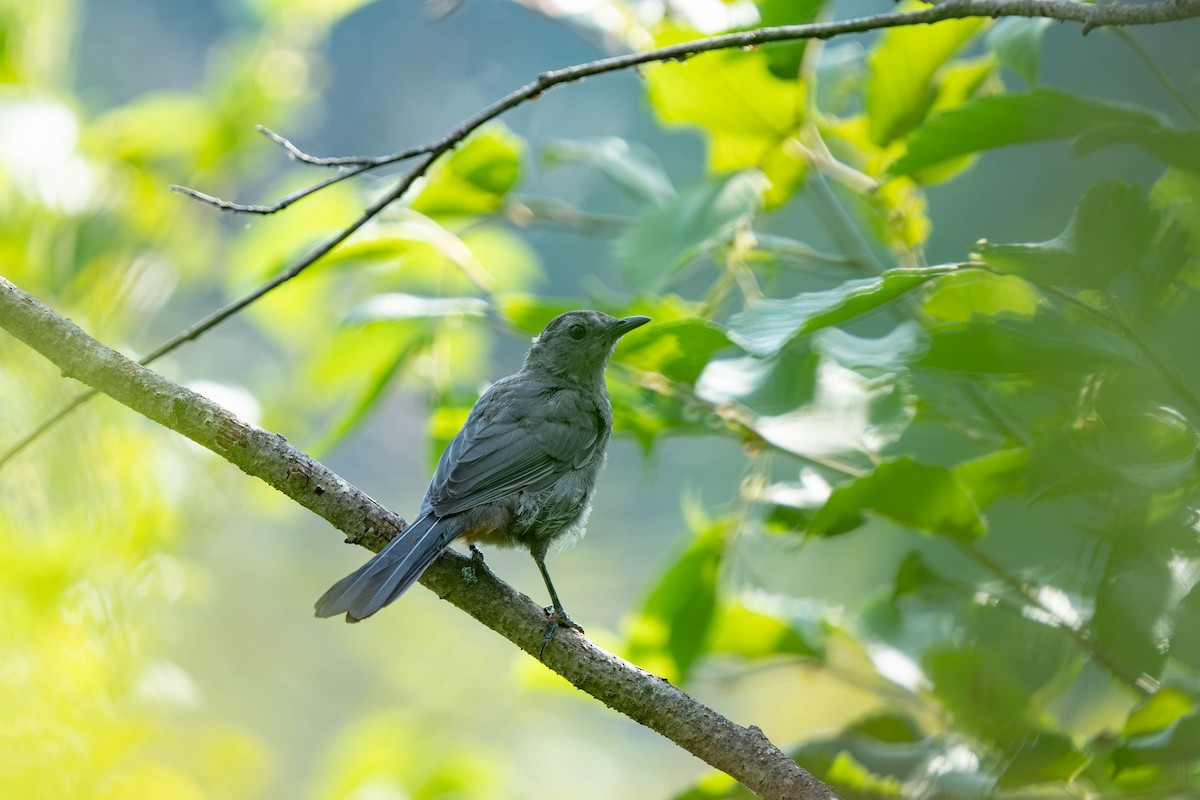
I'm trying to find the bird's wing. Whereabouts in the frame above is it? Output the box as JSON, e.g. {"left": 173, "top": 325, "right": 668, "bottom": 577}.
{"left": 426, "top": 378, "right": 603, "bottom": 516}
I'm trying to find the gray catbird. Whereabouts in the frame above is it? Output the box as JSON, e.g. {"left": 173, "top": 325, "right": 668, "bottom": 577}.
{"left": 315, "top": 310, "right": 650, "bottom": 646}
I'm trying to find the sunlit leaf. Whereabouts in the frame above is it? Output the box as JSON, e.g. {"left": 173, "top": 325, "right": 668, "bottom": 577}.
{"left": 825, "top": 751, "right": 905, "bottom": 798}
{"left": 616, "top": 170, "right": 767, "bottom": 291}
{"left": 865, "top": 9, "right": 986, "bottom": 145}
{"left": 891, "top": 89, "right": 1167, "bottom": 176}
{"left": 789, "top": 715, "right": 945, "bottom": 794}
{"left": 645, "top": 45, "right": 804, "bottom": 206}
{"left": 986, "top": 17, "right": 1052, "bottom": 85}
{"left": 708, "top": 603, "right": 824, "bottom": 661}
{"left": 727, "top": 266, "right": 953, "bottom": 356}
{"left": 250, "top": 0, "right": 379, "bottom": 24}
{"left": 921, "top": 269, "right": 1044, "bottom": 322}
{"left": 617, "top": 318, "right": 731, "bottom": 384}
{"left": 1122, "top": 685, "right": 1198, "bottom": 737}
{"left": 1114, "top": 711, "right": 1200, "bottom": 772}
{"left": 410, "top": 124, "right": 524, "bottom": 216}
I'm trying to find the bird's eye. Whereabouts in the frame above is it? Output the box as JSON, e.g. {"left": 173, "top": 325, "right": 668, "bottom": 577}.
{"left": 567, "top": 324, "right": 586, "bottom": 341}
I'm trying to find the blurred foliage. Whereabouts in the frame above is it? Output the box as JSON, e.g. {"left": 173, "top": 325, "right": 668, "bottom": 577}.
{"left": 5, "top": 0, "right": 1200, "bottom": 798}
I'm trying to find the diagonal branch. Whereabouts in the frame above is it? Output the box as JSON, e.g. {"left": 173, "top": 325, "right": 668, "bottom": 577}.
{"left": 4, "top": 0, "right": 1198, "bottom": 471}
{"left": 0, "top": 275, "right": 839, "bottom": 800}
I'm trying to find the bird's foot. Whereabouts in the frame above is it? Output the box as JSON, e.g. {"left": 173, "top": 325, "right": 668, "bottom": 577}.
{"left": 469, "top": 543, "right": 486, "bottom": 565}
{"left": 539, "top": 605, "right": 584, "bottom": 659}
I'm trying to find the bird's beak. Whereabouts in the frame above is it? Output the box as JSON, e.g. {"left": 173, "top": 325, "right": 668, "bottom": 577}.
{"left": 612, "top": 316, "right": 651, "bottom": 338}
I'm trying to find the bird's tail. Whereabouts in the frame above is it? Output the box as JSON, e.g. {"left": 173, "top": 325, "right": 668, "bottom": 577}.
{"left": 314, "top": 513, "right": 459, "bottom": 622}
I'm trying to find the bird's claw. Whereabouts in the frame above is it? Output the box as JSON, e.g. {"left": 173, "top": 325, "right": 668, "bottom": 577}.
{"left": 539, "top": 605, "right": 584, "bottom": 659}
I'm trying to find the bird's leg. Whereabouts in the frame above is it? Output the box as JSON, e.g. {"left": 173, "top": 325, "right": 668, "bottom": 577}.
{"left": 468, "top": 543, "right": 485, "bottom": 566}
{"left": 532, "top": 548, "right": 583, "bottom": 658}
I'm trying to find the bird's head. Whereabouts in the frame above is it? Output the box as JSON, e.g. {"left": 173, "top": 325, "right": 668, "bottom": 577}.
{"left": 522, "top": 310, "right": 650, "bottom": 384}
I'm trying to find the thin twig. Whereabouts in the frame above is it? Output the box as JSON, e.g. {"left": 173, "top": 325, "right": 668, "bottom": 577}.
{"left": 172, "top": 0, "right": 1200, "bottom": 217}
{"left": 4, "top": 0, "right": 1198, "bottom": 471}
{"left": 257, "top": 125, "right": 434, "bottom": 168}
{"left": 956, "top": 540, "right": 1153, "bottom": 695}
{"left": 1024, "top": 279, "right": 1200, "bottom": 419}
{"left": 169, "top": 127, "right": 437, "bottom": 215}
{"left": 1113, "top": 28, "right": 1200, "bottom": 125}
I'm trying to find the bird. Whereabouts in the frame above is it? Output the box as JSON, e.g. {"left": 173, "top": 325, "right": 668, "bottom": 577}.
{"left": 315, "top": 309, "right": 650, "bottom": 652}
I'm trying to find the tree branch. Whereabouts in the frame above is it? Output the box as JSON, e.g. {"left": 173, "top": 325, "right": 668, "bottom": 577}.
{"left": 0, "top": 275, "right": 839, "bottom": 800}
{"left": 175, "top": 0, "right": 1200, "bottom": 216}
{"left": 5, "top": 0, "right": 1198, "bottom": 468}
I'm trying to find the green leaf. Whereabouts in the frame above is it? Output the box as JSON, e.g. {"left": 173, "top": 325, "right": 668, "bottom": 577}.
{"left": 1091, "top": 525, "right": 1174, "bottom": 683}
{"left": 626, "top": 512, "right": 730, "bottom": 683}
{"left": 924, "top": 647, "right": 1031, "bottom": 740}
{"left": 300, "top": 321, "right": 434, "bottom": 455}
{"left": 410, "top": 124, "right": 524, "bottom": 216}
{"left": 996, "top": 731, "right": 1090, "bottom": 788}
{"left": 495, "top": 295, "right": 582, "bottom": 335}
{"left": 808, "top": 450, "right": 1026, "bottom": 540}
{"left": 979, "top": 181, "right": 1159, "bottom": 290}
{"left": 986, "top": 17, "right": 1052, "bottom": 85}
{"left": 1072, "top": 123, "right": 1200, "bottom": 173}
{"left": 617, "top": 318, "right": 731, "bottom": 384}
{"left": 727, "top": 266, "right": 953, "bottom": 356}
{"left": 1114, "top": 711, "right": 1200, "bottom": 772}
{"left": 789, "top": 718, "right": 947, "bottom": 793}
{"left": 1170, "top": 585, "right": 1200, "bottom": 672}
{"left": 755, "top": 0, "right": 826, "bottom": 78}
{"left": 708, "top": 604, "right": 824, "bottom": 661}
{"left": 892, "top": 551, "right": 953, "bottom": 601}
{"left": 921, "top": 269, "right": 1044, "bottom": 322}
{"left": 919, "top": 311, "right": 1141, "bottom": 374}
{"left": 541, "top": 137, "right": 675, "bottom": 204}
{"left": 646, "top": 46, "right": 805, "bottom": 206}
{"left": 865, "top": 10, "right": 986, "bottom": 145}
{"left": 825, "top": 751, "right": 905, "bottom": 799}
{"left": 616, "top": 170, "right": 767, "bottom": 291}
{"left": 845, "top": 712, "right": 925, "bottom": 745}
{"left": 1122, "top": 685, "right": 1198, "bottom": 737}
{"left": 891, "top": 88, "right": 1166, "bottom": 176}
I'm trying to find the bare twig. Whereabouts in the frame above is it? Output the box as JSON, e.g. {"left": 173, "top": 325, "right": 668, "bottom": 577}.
{"left": 257, "top": 125, "right": 433, "bottom": 168}
{"left": 1113, "top": 29, "right": 1200, "bottom": 125}
{"left": 169, "top": 126, "right": 437, "bottom": 215}
{"left": 4, "top": 0, "right": 1198, "bottom": 471}
{"left": 0, "top": 275, "right": 838, "bottom": 800}
{"left": 172, "top": 0, "right": 1200, "bottom": 217}
{"left": 956, "top": 540, "right": 1154, "bottom": 695}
